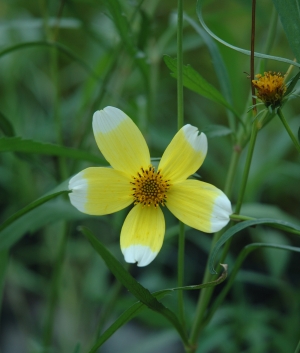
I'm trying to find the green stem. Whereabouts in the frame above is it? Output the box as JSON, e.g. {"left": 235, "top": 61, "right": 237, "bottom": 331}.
{"left": 178, "top": 222, "right": 185, "bottom": 328}
{"left": 223, "top": 147, "right": 241, "bottom": 196}
{"left": 189, "top": 110, "right": 260, "bottom": 348}
{"left": 235, "top": 121, "right": 259, "bottom": 214}
{"left": 177, "top": 0, "right": 184, "bottom": 130}
{"left": 176, "top": 0, "right": 186, "bottom": 333}
{"left": 277, "top": 108, "right": 300, "bottom": 153}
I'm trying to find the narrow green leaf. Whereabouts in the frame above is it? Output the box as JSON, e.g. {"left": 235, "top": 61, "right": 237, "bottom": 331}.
{"left": 0, "top": 111, "right": 15, "bottom": 137}
{"left": 284, "top": 70, "right": 300, "bottom": 97}
{"left": 209, "top": 218, "right": 300, "bottom": 274}
{"left": 0, "top": 191, "right": 69, "bottom": 234}
{"left": 196, "top": 0, "right": 300, "bottom": 69}
{"left": 272, "top": 0, "right": 300, "bottom": 63}
{"left": 0, "top": 137, "right": 106, "bottom": 164}
{"left": 80, "top": 226, "right": 189, "bottom": 346}
{"left": 106, "top": 0, "right": 149, "bottom": 81}
{"left": 184, "top": 14, "right": 232, "bottom": 104}
{"left": 205, "top": 242, "right": 300, "bottom": 326}
{"left": 0, "top": 41, "right": 100, "bottom": 81}
{"left": 163, "top": 55, "right": 238, "bottom": 116}
{"left": 298, "top": 126, "right": 300, "bottom": 143}
{"left": 0, "top": 198, "right": 89, "bottom": 251}
{"left": 88, "top": 263, "right": 227, "bottom": 352}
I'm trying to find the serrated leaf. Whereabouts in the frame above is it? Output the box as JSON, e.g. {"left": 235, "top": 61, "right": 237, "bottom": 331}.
{"left": 272, "top": 0, "right": 300, "bottom": 63}
{"left": 0, "top": 137, "right": 106, "bottom": 164}
{"left": 163, "top": 55, "right": 237, "bottom": 116}
{"left": 209, "top": 218, "right": 300, "bottom": 274}
{"left": 80, "top": 226, "right": 189, "bottom": 346}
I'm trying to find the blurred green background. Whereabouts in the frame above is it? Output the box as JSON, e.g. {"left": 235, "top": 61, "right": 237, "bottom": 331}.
{"left": 0, "top": 0, "right": 300, "bottom": 352}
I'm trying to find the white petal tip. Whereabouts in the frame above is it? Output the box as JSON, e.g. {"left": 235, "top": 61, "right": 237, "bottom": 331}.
{"left": 210, "top": 193, "right": 232, "bottom": 232}
{"left": 93, "top": 106, "right": 128, "bottom": 134}
{"left": 122, "top": 245, "right": 158, "bottom": 267}
{"left": 182, "top": 124, "right": 208, "bottom": 154}
{"left": 68, "top": 174, "right": 88, "bottom": 213}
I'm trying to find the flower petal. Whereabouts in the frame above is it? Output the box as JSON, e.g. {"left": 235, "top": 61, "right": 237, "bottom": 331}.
{"left": 69, "top": 167, "right": 132, "bottom": 215}
{"left": 158, "top": 125, "right": 207, "bottom": 183}
{"left": 93, "top": 107, "right": 150, "bottom": 176}
{"left": 120, "top": 204, "right": 165, "bottom": 266}
{"left": 166, "top": 179, "right": 232, "bottom": 233}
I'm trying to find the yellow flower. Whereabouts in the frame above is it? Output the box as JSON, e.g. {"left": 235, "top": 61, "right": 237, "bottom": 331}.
{"left": 69, "top": 107, "right": 232, "bottom": 266}
{"left": 252, "top": 71, "right": 287, "bottom": 107}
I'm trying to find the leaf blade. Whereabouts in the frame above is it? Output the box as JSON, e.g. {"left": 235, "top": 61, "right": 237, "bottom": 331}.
{"left": 209, "top": 218, "right": 300, "bottom": 274}
{"left": 80, "top": 226, "right": 189, "bottom": 346}
{"left": 0, "top": 137, "right": 106, "bottom": 164}
{"left": 272, "top": 0, "right": 300, "bottom": 63}
{"left": 163, "top": 55, "right": 238, "bottom": 116}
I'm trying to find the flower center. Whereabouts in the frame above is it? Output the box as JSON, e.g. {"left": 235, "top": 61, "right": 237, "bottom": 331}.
{"left": 130, "top": 165, "right": 170, "bottom": 207}
{"left": 252, "top": 71, "right": 286, "bottom": 106}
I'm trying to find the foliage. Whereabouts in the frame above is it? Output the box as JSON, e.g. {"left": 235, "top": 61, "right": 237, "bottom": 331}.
{"left": 0, "top": 0, "right": 300, "bottom": 353}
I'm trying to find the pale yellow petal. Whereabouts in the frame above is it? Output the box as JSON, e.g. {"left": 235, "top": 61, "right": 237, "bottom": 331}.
{"left": 69, "top": 167, "right": 133, "bottom": 215}
{"left": 166, "top": 179, "right": 232, "bottom": 232}
{"left": 158, "top": 125, "right": 207, "bottom": 184}
{"left": 92, "top": 107, "right": 150, "bottom": 176}
{"left": 120, "top": 204, "right": 165, "bottom": 266}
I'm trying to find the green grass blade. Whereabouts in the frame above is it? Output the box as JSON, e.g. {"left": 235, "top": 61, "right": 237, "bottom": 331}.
{"left": 0, "top": 191, "right": 69, "bottom": 234}
{"left": 205, "top": 243, "right": 300, "bottom": 326}
{"left": 80, "top": 226, "right": 189, "bottom": 346}
{"left": 0, "top": 198, "right": 89, "bottom": 252}
{"left": 184, "top": 14, "right": 232, "bottom": 102}
{"left": 106, "top": 0, "right": 149, "bottom": 81}
{"left": 209, "top": 218, "right": 300, "bottom": 274}
{"left": 163, "top": 55, "right": 238, "bottom": 116}
{"left": 0, "top": 41, "right": 99, "bottom": 81}
{"left": 88, "top": 262, "right": 227, "bottom": 352}
{"left": 285, "top": 71, "right": 300, "bottom": 97}
{"left": 196, "top": 0, "right": 300, "bottom": 69}
{"left": 0, "top": 137, "right": 106, "bottom": 164}
{"left": 272, "top": 0, "right": 300, "bottom": 63}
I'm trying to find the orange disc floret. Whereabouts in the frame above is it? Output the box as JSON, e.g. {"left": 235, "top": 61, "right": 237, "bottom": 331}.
{"left": 252, "top": 71, "right": 287, "bottom": 106}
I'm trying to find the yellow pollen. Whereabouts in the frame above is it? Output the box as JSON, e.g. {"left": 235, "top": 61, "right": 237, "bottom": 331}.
{"left": 252, "top": 71, "right": 286, "bottom": 106}
{"left": 130, "top": 165, "right": 170, "bottom": 208}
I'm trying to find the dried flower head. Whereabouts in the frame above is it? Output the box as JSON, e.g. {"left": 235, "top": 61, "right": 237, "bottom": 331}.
{"left": 252, "top": 71, "right": 287, "bottom": 107}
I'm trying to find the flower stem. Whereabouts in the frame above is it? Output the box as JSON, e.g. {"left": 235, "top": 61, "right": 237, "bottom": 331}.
{"left": 178, "top": 221, "right": 186, "bottom": 327}
{"left": 277, "top": 108, "right": 300, "bottom": 153}
{"left": 235, "top": 121, "right": 259, "bottom": 214}
{"left": 177, "top": 0, "right": 186, "bottom": 332}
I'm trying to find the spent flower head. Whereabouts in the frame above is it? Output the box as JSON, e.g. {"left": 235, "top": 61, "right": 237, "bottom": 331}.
{"left": 252, "top": 71, "right": 287, "bottom": 107}
{"left": 69, "top": 107, "right": 232, "bottom": 266}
